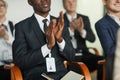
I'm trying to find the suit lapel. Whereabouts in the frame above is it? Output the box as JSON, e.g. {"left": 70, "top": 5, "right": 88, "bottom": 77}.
{"left": 31, "top": 15, "right": 56, "bottom": 44}
{"left": 105, "top": 14, "right": 120, "bottom": 29}
{"left": 31, "top": 15, "right": 46, "bottom": 44}
{"left": 105, "top": 14, "right": 120, "bottom": 41}
{"left": 64, "top": 13, "right": 71, "bottom": 27}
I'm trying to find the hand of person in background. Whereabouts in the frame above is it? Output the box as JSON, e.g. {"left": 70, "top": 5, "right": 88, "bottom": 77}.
{"left": 77, "top": 17, "right": 84, "bottom": 35}
{"left": 70, "top": 17, "right": 84, "bottom": 34}
{"left": 0, "top": 25, "right": 8, "bottom": 40}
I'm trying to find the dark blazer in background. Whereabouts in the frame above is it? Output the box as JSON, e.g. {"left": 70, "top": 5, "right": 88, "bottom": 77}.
{"left": 95, "top": 14, "right": 119, "bottom": 55}
{"left": 64, "top": 13, "right": 95, "bottom": 52}
{"left": 64, "top": 13, "right": 104, "bottom": 80}
{"left": 13, "top": 15, "right": 75, "bottom": 80}
{"left": 95, "top": 14, "right": 119, "bottom": 80}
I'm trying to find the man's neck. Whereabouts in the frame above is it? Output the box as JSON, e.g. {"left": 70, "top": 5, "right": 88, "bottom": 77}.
{"left": 0, "top": 16, "right": 6, "bottom": 23}
{"left": 67, "top": 11, "right": 76, "bottom": 17}
{"left": 107, "top": 11, "right": 120, "bottom": 20}
{"left": 115, "top": 13, "right": 120, "bottom": 20}
{"left": 35, "top": 12, "right": 49, "bottom": 18}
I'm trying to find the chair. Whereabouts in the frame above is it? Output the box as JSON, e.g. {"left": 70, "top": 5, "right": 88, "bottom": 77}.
{"left": 3, "top": 64, "right": 23, "bottom": 80}
{"left": 64, "top": 61, "right": 91, "bottom": 80}
{"left": 75, "top": 47, "right": 106, "bottom": 80}
{"left": 88, "top": 47, "right": 100, "bottom": 56}
{"left": 98, "top": 59, "right": 106, "bottom": 80}
{"left": 89, "top": 48, "right": 106, "bottom": 80}
{"left": 10, "top": 61, "right": 91, "bottom": 80}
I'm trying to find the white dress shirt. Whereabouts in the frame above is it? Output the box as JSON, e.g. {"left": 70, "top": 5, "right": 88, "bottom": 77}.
{"left": 0, "top": 19, "right": 14, "bottom": 65}
{"left": 66, "top": 13, "right": 86, "bottom": 49}
{"left": 34, "top": 13, "right": 65, "bottom": 57}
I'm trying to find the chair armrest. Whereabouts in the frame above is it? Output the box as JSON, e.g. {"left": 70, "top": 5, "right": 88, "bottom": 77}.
{"left": 64, "top": 61, "right": 91, "bottom": 80}
{"left": 88, "top": 47, "right": 99, "bottom": 55}
{"left": 98, "top": 59, "right": 106, "bottom": 64}
{"left": 98, "top": 59, "right": 106, "bottom": 80}
{"left": 10, "top": 61, "right": 92, "bottom": 80}
{"left": 10, "top": 63, "right": 23, "bottom": 80}
{"left": 4, "top": 65, "right": 11, "bottom": 70}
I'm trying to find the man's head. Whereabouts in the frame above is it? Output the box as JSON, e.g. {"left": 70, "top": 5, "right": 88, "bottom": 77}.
{"left": 0, "top": 0, "right": 7, "bottom": 17}
{"left": 63, "top": 0, "right": 77, "bottom": 14}
{"left": 28, "top": 0, "right": 51, "bottom": 16}
{"left": 103, "top": 0, "right": 120, "bottom": 14}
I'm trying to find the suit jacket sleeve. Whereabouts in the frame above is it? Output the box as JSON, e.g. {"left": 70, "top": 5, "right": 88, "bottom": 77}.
{"left": 61, "top": 26, "right": 76, "bottom": 61}
{"left": 83, "top": 16, "right": 95, "bottom": 42}
{"left": 13, "top": 22, "right": 47, "bottom": 70}
{"left": 95, "top": 22, "right": 115, "bottom": 54}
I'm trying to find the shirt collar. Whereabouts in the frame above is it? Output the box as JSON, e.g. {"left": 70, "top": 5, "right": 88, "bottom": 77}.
{"left": 34, "top": 13, "right": 50, "bottom": 23}
{"left": 0, "top": 19, "right": 9, "bottom": 26}
{"left": 107, "top": 13, "right": 119, "bottom": 21}
{"left": 107, "top": 13, "right": 120, "bottom": 26}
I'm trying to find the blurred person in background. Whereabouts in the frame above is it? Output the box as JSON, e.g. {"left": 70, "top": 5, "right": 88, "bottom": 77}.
{"left": 0, "top": 0, "right": 14, "bottom": 80}
{"left": 95, "top": 0, "right": 120, "bottom": 80}
{"left": 113, "top": 28, "right": 120, "bottom": 80}
{"left": 63, "top": 0, "right": 104, "bottom": 80}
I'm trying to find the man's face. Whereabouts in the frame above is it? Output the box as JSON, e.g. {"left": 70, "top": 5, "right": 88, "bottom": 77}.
{"left": 103, "top": 0, "right": 120, "bottom": 13}
{"left": 29, "top": 0, "right": 51, "bottom": 14}
{"left": 63, "top": 0, "right": 77, "bottom": 13}
{"left": 0, "top": 1, "right": 7, "bottom": 17}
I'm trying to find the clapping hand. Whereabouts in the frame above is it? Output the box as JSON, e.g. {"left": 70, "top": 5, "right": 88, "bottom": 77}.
{"left": 0, "top": 25, "right": 8, "bottom": 40}
{"left": 70, "top": 17, "right": 84, "bottom": 34}
{"left": 53, "top": 11, "right": 64, "bottom": 42}
{"left": 45, "top": 11, "right": 64, "bottom": 49}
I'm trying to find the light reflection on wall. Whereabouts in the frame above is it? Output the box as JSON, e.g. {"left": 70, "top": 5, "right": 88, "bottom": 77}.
{"left": 76, "top": 0, "right": 104, "bottom": 55}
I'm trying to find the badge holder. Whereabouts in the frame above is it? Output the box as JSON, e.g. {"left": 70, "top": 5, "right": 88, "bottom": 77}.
{"left": 46, "top": 53, "right": 56, "bottom": 72}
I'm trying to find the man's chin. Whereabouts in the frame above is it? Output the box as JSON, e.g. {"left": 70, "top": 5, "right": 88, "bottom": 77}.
{"left": 42, "top": 9, "right": 50, "bottom": 13}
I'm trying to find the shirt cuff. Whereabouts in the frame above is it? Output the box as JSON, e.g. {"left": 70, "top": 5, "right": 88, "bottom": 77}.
{"left": 41, "top": 44, "right": 51, "bottom": 57}
{"left": 57, "top": 39, "right": 65, "bottom": 51}
{"left": 81, "top": 29, "right": 87, "bottom": 38}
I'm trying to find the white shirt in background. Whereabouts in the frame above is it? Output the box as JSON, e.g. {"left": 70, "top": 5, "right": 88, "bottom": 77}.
{"left": 0, "top": 19, "right": 14, "bottom": 65}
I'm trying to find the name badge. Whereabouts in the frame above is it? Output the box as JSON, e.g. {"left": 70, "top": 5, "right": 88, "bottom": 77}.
{"left": 46, "top": 54, "right": 56, "bottom": 72}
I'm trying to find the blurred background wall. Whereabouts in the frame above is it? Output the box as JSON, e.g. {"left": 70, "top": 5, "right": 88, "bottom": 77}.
{"left": 5, "top": 0, "right": 104, "bottom": 55}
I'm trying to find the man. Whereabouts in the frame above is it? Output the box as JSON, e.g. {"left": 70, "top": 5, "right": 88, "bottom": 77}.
{"left": 13, "top": 0, "right": 75, "bottom": 80}
{"left": 62, "top": 0, "right": 104, "bottom": 80}
{"left": 95, "top": 0, "right": 120, "bottom": 80}
{"left": 0, "top": 0, "right": 14, "bottom": 80}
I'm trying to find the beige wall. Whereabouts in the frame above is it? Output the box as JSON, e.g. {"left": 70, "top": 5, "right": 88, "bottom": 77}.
{"left": 6, "top": 0, "right": 104, "bottom": 55}
{"left": 76, "top": 0, "right": 104, "bottom": 55}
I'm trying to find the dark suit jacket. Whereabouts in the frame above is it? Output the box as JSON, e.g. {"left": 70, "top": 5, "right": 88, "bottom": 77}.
{"left": 95, "top": 14, "right": 119, "bottom": 55}
{"left": 95, "top": 14, "right": 119, "bottom": 80}
{"left": 64, "top": 13, "right": 95, "bottom": 52}
{"left": 13, "top": 15, "right": 75, "bottom": 80}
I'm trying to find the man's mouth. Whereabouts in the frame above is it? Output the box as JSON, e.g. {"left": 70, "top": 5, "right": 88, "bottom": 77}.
{"left": 114, "top": 4, "right": 120, "bottom": 7}
{"left": 43, "top": 4, "right": 48, "bottom": 8}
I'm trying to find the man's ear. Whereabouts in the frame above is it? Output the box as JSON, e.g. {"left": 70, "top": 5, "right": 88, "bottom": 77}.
{"left": 102, "top": 0, "right": 107, "bottom": 5}
{"left": 28, "top": 0, "right": 32, "bottom": 6}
